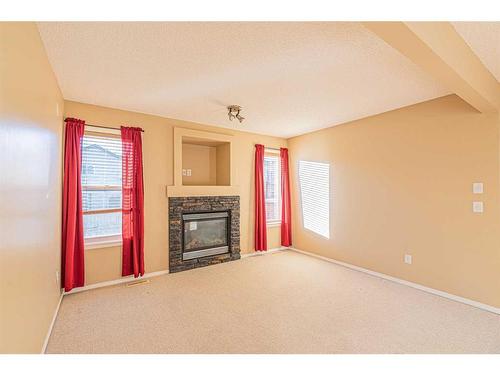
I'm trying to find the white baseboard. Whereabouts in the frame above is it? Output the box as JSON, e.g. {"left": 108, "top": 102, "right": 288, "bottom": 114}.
{"left": 63, "top": 247, "right": 285, "bottom": 296}
{"left": 288, "top": 247, "right": 500, "bottom": 315}
{"left": 45, "top": 245, "right": 497, "bottom": 354}
{"left": 240, "top": 247, "right": 288, "bottom": 258}
{"left": 42, "top": 250, "right": 282, "bottom": 352}
{"left": 64, "top": 269, "right": 170, "bottom": 295}
{"left": 63, "top": 249, "right": 285, "bottom": 296}
{"left": 41, "top": 291, "right": 63, "bottom": 354}
{"left": 42, "top": 270, "right": 169, "bottom": 353}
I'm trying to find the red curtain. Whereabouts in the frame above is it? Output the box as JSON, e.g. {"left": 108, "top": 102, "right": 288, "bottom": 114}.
{"left": 254, "top": 144, "right": 267, "bottom": 251}
{"left": 61, "top": 118, "right": 85, "bottom": 292}
{"left": 121, "top": 126, "right": 145, "bottom": 277}
{"left": 280, "top": 148, "right": 292, "bottom": 247}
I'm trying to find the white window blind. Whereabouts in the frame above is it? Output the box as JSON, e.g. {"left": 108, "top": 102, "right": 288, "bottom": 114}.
{"left": 299, "top": 160, "right": 330, "bottom": 238}
{"left": 81, "top": 133, "right": 122, "bottom": 240}
{"left": 264, "top": 154, "right": 281, "bottom": 223}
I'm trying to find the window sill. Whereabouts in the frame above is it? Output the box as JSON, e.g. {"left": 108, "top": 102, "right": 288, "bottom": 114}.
{"left": 267, "top": 221, "right": 282, "bottom": 228}
{"left": 85, "top": 237, "right": 122, "bottom": 250}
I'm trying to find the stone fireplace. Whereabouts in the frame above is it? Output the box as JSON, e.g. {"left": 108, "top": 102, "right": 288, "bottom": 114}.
{"left": 169, "top": 196, "right": 240, "bottom": 273}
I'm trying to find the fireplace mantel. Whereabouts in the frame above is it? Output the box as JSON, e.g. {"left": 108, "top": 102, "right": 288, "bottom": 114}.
{"left": 166, "top": 185, "right": 240, "bottom": 197}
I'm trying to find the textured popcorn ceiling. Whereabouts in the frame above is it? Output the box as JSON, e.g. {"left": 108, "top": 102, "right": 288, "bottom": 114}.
{"left": 452, "top": 22, "right": 500, "bottom": 82}
{"left": 38, "top": 22, "right": 449, "bottom": 138}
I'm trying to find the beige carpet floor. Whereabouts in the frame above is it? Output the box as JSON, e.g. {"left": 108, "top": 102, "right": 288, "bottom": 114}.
{"left": 46, "top": 250, "right": 500, "bottom": 354}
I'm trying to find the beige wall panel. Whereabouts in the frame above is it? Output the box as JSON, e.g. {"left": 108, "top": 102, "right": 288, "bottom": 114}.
{"left": 0, "top": 22, "right": 64, "bottom": 353}
{"left": 182, "top": 143, "right": 217, "bottom": 186}
{"left": 216, "top": 143, "right": 231, "bottom": 186}
{"left": 288, "top": 95, "right": 500, "bottom": 307}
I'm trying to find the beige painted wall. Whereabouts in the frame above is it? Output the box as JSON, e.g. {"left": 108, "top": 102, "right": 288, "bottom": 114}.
{"left": 216, "top": 143, "right": 231, "bottom": 186}
{"left": 0, "top": 23, "right": 64, "bottom": 353}
{"left": 64, "top": 100, "right": 287, "bottom": 285}
{"left": 288, "top": 95, "right": 500, "bottom": 307}
{"left": 182, "top": 143, "right": 217, "bottom": 185}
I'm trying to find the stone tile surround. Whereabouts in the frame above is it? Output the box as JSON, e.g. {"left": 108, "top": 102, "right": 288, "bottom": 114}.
{"left": 168, "top": 196, "right": 240, "bottom": 273}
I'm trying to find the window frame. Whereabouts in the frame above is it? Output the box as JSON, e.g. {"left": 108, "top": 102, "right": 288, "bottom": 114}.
{"left": 82, "top": 127, "right": 123, "bottom": 249}
{"left": 263, "top": 149, "right": 281, "bottom": 226}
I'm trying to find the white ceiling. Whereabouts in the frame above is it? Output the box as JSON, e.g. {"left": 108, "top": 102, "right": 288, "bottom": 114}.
{"left": 452, "top": 22, "right": 500, "bottom": 82}
{"left": 38, "top": 22, "right": 449, "bottom": 138}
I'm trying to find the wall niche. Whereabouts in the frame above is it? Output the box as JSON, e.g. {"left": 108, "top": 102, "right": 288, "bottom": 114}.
{"left": 168, "top": 127, "right": 239, "bottom": 197}
{"left": 181, "top": 137, "right": 231, "bottom": 186}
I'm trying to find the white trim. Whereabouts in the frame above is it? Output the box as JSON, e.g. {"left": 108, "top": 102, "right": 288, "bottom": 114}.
{"left": 67, "top": 248, "right": 287, "bottom": 294}
{"left": 288, "top": 247, "right": 500, "bottom": 315}
{"left": 85, "top": 238, "right": 122, "bottom": 250}
{"left": 266, "top": 221, "right": 281, "bottom": 227}
{"left": 85, "top": 125, "right": 120, "bottom": 135}
{"left": 41, "top": 291, "right": 63, "bottom": 354}
{"left": 240, "top": 247, "right": 288, "bottom": 258}
{"left": 64, "top": 270, "right": 169, "bottom": 295}
{"left": 264, "top": 147, "right": 280, "bottom": 154}
{"left": 42, "top": 246, "right": 497, "bottom": 353}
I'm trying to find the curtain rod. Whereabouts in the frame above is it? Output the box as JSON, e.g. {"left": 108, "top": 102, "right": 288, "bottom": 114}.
{"left": 65, "top": 119, "right": 145, "bottom": 132}
{"left": 86, "top": 123, "right": 145, "bottom": 132}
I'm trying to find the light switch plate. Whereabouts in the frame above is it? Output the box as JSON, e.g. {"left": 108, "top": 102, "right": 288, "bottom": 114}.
{"left": 404, "top": 254, "right": 412, "bottom": 264}
{"left": 187, "top": 169, "right": 192, "bottom": 176}
{"left": 472, "top": 182, "right": 483, "bottom": 194}
{"left": 472, "top": 201, "right": 484, "bottom": 213}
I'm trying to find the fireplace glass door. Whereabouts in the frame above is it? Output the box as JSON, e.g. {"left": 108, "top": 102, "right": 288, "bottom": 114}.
{"left": 182, "top": 211, "right": 229, "bottom": 260}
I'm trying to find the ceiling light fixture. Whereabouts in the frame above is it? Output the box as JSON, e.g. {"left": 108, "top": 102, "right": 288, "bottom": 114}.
{"left": 227, "top": 105, "right": 245, "bottom": 123}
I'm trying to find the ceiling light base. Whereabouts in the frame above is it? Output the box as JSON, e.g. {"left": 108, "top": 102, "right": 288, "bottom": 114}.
{"left": 227, "top": 105, "right": 245, "bottom": 123}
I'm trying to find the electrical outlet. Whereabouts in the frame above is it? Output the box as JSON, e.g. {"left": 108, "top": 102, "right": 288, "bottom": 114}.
{"left": 55, "top": 270, "right": 60, "bottom": 284}
{"left": 187, "top": 169, "right": 192, "bottom": 176}
{"left": 472, "top": 201, "right": 484, "bottom": 213}
{"left": 182, "top": 169, "right": 187, "bottom": 176}
{"left": 404, "top": 254, "right": 412, "bottom": 265}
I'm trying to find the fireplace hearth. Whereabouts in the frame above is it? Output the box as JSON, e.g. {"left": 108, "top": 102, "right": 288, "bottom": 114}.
{"left": 169, "top": 196, "right": 240, "bottom": 273}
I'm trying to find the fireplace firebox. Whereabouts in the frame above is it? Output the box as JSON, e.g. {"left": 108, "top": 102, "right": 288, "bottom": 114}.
{"left": 182, "top": 211, "right": 230, "bottom": 260}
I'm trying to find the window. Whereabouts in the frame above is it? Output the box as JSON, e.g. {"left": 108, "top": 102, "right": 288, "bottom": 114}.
{"left": 299, "top": 160, "right": 330, "bottom": 238}
{"left": 81, "top": 133, "right": 122, "bottom": 246}
{"left": 264, "top": 152, "right": 281, "bottom": 224}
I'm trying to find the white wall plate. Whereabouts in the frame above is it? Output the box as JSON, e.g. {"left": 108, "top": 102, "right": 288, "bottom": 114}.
{"left": 472, "top": 201, "right": 484, "bottom": 213}
{"left": 472, "top": 182, "right": 483, "bottom": 194}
